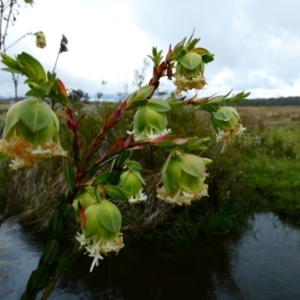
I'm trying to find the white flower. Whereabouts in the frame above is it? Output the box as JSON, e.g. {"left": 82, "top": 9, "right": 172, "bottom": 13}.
{"left": 85, "top": 240, "right": 104, "bottom": 272}
{"left": 76, "top": 232, "right": 88, "bottom": 247}
{"left": 98, "top": 234, "right": 124, "bottom": 255}
{"left": 216, "top": 124, "right": 246, "bottom": 152}
{"left": 157, "top": 184, "right": 209, "bottom": 206}
{"left": 128, "top": 189, "right": 147, "bottom": 204}
{"left": 0, "top": 137, "right": 67, "bottom": 169}
{"left": 76, "top": 232, "right": 124, "bottom": 272}
{"left": 173, "top": 74, "right": 207, "bottom": 95}
{"left": 127, "top": 128, "right": 171, "bottom": 142}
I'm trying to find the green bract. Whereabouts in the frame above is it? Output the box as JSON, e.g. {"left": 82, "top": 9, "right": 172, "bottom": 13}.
{"left": 134, "top": 106, "right": 168, "bottom": 134}
{"left": 3, "top": 98, "right": 60, "bottom": 145}
{"left": 176, "top": 52, "right": 203, "bottom": 76}
{"left": 212, "top": 106, "right": 241, "bottom": 131}
{"left": 162, "top": 152, "right": 206, "bottom": 194}
{"left": 119, "top": 170, "right": 144, "bottom": 197}
{"left": 83, "top": 201, "right": 121, "bottom": 241}
{"left": 83, "top": 204, "right": 101, "bottom": 238}
{"left": 73, "top": 191, "right": 97, "bottom": 220}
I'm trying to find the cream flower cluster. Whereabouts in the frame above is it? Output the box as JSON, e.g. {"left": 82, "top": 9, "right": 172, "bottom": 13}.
{"left": 0, "top": 137, "right": 67, "bottom": 169}
{"left": 173, "top": 74, "right": 207, "bottom": 95}
{"left": 76, "top": 232, "right": 124, "bottom": 272}
{"left": 35, "top": 31, "right": 46, "bottom": 48}
{"left": 157, "top": 184, "right": 209, "bottom": 206}
{"left": 216, "top": 124, "right": 246, "bottom": 152}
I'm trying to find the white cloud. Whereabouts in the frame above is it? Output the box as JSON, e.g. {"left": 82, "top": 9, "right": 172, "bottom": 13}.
{"left": 1, "top": 0, "right": 300, "bottom": 99}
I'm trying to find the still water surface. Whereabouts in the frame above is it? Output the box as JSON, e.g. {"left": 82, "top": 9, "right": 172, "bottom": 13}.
{"left": 1, "top": 213, "right": 300, "bottom": 300}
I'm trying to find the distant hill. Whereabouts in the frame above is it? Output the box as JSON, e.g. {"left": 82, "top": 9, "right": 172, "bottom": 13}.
{"left": 1, "top": 95, "right": 300, "bottom": 106}
{"left": 234, "top": 96, "right": 300, "bottom": 106}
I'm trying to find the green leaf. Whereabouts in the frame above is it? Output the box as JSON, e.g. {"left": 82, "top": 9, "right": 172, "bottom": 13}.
{"left": 17, "top": 52, "right": 46, "bottom": 82}
{"left": 25, "top": 89, "right": 45, "bottom": 97}
{"left": 187, "top": 38, "right": 200, "bottom": 51}
{"left": 105, "top": 185, "right": 128, "bottom": 201}
{"left": 47, "top": 71, "right": 56, "bottom": 81}
{"left": 147, "top": 99, "right": 171, "bottom": 112}
{"left": 178, "top": 52, "right": 202, "bottom": 70}
{"left": 207, "top": 91, "right": 231, "bottom": 104}
{"left": 30, "top": 266, "right": 49, "bottom": 289}
{"left": 1, "top": 67, "right": 22, "bottom": 73}
{"left": 154, "top": 140, "right": 177, "bottom": 150}
{"left": 41, "top": 281, "right": 56, "bottom": 300}
{"left": 178, "top": 153, "right": 205, "bottom": 178}
{"left": 19, "top": 98, "right": 52, "bottom": 132}
{"left": 55, "top": 258, "right": 71, "bottom": 276}
{"left": 0, "top": 53, "right": 22, "bottom": 72}
{"left": 167, "top": 98, "right": 186, "bottom": 110}
{"left": 93, "top": 171, "right": 110, "bottom": 185}
{"left": 135, "top": 85, "right": 154, "bottom": 101}
{"left": 134, "top": 106, "right": 147, "bottom": 133}
{"left": 202, "top": 158, "right": 213, "bottom": 165}
{"left": 114, "top": 151, "right": 132, "bottom": 168}
{"left": 47, "top": 260, "right": 60, "bottom": 280}
{"left": 98, "top": 200, "right": 122, "bottom": 233}
{"left": 64, "top": 164, "right": 75, "bottom": 193}
{"left": 124, "top": 159, "right": 142, "bottom": 172}
{"left": 69, "top": 238, "right": 82, "bottom": 256}
{"left": 47, "top": 211, "right": 63, "bottom": 241}
{"left": 40, "top": 240, "right": 60, "bottom": 265}
{"left": 127, "top": 99, "right": 148, "bottom": 108}
{"left": 61, "top": 204, "right": 75, "bottom": 219}
{"left": 106, "top": 170, "right": 121, "bottom": 185}
{"left": 173, "top": 37, "right": 186, "bottom": 59}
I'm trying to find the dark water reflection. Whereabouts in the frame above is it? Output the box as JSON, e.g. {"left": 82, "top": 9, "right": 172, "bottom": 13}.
{"left": 1, "top": 213, "right": 300, "bottom": 300}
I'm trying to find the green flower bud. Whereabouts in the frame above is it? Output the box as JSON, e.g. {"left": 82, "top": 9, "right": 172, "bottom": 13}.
{"left": 118, "top": 170, "right": 147, "bottom": 203}
{"left": 0, "top": 98, "right": 66, "bottom": 169}
{"left": 119, "top": 170, "right": 143, "bottom": 196}
{"left": 162, "top": 152, "right": 206, "bottom": 195}
{"left": 78, "top": 195, "right": 122, "bottom": 241}
{"left": 176, "top": 52, "right": 203, "bottom": 76}
{"left": 212, "top": 107, "right": 241, "bottom": 131}
{"left": 35, "top": 31, "right": 46, "bottom": 48}
{"left": 159, "top": 152, "right": 208, "bottom": 205}
{"left": 73, "top": 191, "right": 97, "bottom": 221}
{"left": 130, "top": 106, "right": 171, "bottom": 141}
{"left": 24, "top": 0, "right": 34, "bottom": 5}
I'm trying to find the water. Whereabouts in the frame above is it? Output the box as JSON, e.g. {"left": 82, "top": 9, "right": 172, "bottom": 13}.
{"left": 1, "top": 213, "right": 300, "bottom": 299}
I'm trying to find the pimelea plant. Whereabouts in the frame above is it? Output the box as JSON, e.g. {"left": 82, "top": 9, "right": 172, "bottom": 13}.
{"left": 0, "top": 3, "right": 249, "bottom": 299}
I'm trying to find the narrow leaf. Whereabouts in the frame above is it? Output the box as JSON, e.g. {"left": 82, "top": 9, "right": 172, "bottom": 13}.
{"left": 105, "top": 185, "right": 128, "bottom": 201}
{"left": 64, "top": 164, "right": 75, "bottom": 193}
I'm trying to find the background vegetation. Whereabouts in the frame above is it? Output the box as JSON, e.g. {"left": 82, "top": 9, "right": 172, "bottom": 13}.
{"left": 1, "top": 99, "right": 300, "bottom": 244}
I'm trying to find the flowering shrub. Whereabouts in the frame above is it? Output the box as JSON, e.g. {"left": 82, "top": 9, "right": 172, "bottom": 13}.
{"left": 0, "top": 3, "right": 249, "bottom": 298}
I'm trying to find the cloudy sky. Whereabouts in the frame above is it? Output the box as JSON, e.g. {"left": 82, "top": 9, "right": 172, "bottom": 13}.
{"left": 1, "top": 0, "right": 300, "bottom": 99}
